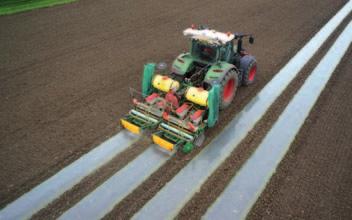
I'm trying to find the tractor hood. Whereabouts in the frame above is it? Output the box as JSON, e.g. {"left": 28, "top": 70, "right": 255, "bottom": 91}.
{"left": 171, "top": 53, "right": 195, "bottom": 76}
{"left": 204, "top": 62, "right": 236, "bottom": 84}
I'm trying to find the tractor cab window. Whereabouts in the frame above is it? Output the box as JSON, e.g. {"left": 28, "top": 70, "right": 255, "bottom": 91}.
{"left": 191, "top": 41, "right": 218, "bottom": 63}
{"left": 219, "top": 47, "right": 227, "bottom": 60}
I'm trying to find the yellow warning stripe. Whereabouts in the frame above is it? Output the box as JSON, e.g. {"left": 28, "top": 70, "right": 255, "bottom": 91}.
{"left": 152, "top": 134, "right": 174, "bottom": 151}
{"left": 121, "top": 119, "right": 141, "bottom": 134}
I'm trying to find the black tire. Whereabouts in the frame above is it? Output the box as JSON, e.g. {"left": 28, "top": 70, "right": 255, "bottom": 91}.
{"left": 240, "top": 55, "right": 257, "bottom": 86}
{"left": 219, "top": 69, "right": 238, "bottom": 110}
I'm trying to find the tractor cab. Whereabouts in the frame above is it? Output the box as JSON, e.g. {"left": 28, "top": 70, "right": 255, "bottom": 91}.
{"left": 186, "top": 28, "right": 254, "bottom": 65}
{"left": 185, "top": 27, "right": 236, "bottom": 64}
{"left": 191, "top": 40, "right": 220, "bottom": 63}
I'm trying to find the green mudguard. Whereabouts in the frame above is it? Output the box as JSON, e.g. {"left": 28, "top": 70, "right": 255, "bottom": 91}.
{"left": 207, "top": 84, "right": 220, "bottom": 127}
{"left": 142, "top": 63, "right": 156, "bottom": 97}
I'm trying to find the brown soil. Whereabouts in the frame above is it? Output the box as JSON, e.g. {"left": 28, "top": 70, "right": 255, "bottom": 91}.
{"left": 247, "top": 48, "right": 352, "bottom": 219}
{"left": 0, "top": 0, "right": 348, "bottom": 218}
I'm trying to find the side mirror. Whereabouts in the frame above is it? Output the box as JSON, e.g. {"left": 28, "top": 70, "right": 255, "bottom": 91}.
{"left": 249, "top": 36, "right": 254, "bottom": 44}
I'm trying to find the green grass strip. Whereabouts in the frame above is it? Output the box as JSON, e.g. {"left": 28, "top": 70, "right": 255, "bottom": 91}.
{"left": 0, "top": 0, "right": 77, "bottom": 15}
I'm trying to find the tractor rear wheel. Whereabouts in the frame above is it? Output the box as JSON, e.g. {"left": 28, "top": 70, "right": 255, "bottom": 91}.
{"left": 240, "top": 55, "right": 257, "bottom": 86}
{"left": 219, "top": 69, "right": 238, "bottom": 110}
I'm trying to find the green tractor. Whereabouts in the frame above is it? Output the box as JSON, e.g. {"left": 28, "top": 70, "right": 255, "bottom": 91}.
{"left": 121, "top": 25, "right": 257, "bottom": 153}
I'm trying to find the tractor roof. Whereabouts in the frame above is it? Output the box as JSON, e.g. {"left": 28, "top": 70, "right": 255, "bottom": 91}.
{"left": 183, "top": 28, "right": 234, "bottom": 45}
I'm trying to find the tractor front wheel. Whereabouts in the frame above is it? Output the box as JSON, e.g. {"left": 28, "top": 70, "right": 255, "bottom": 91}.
{"left": 240, "top": 55, "right": 257, "bottom": 86}
{"left": 219, "top": 69, "right": 238, "bottom": 110}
